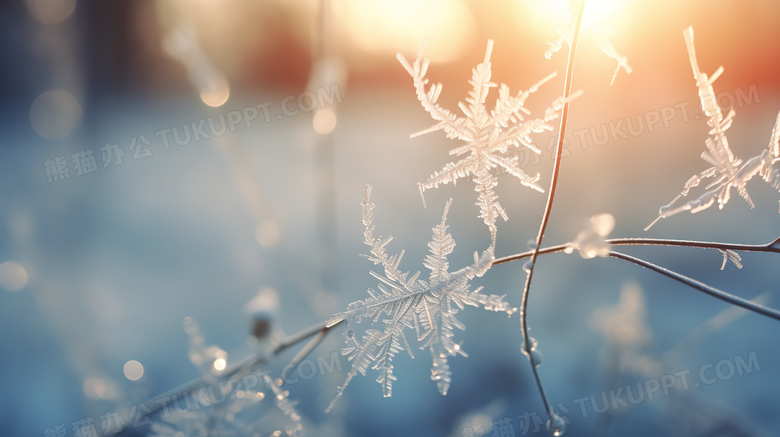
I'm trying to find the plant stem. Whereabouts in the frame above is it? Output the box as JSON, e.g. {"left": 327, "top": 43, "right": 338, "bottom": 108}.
{"left": 493, "top": 233, "right": 780, "bottom": 265}
{"left": 519, "top": 0, "right": 585, "bottom": 418}
{"left": 495, "top": 235, "right": 780, "bottom": 265}
{"left": 608, "top": 251, "right": 780, "bottom": 321}
{"left": 113, "top": 319, "right": 342, "bottom": 435}
{"left": 608, "top": 236, "right": 780, "bottom": 253}
{"left": 493, "top": 237, "right": 780, "bottom": 322}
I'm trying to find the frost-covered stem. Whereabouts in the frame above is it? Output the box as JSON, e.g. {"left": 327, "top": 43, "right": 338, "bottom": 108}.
{"left": 494, "top": 244, "right": 571, "bottom": 265}
{"left": 494, "top": 238, "right": 780, "bottom": 322}
{"left": 519, "top": 0, "right": 585, "bottom": 418}
{"left": 608, "top": 236, "right": 780, "bottom": 253}
{"left": 608, "top": 251, "right": 780, "bottom": 322}
{"left": 113, "top": 320, "right": 342, "bottom": 431}
{"left": 494, "top": 235, "right": 780, "bottom": 265}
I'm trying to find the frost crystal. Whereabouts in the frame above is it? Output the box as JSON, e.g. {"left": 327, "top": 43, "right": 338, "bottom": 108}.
{"left": 544, "top": 0, "right": 581, "bottom": 60}
{"left": 265, "top": 374, "right": 304, "bottom": 436}
{"left": 598, "top": 37, "right": 632, "bottom": 85}
{"left": 398, "top": 39, "right": 582, "bottom": 241}
{"left": 520, "top": 336, "right": 542, "bottom": 368}
{"left": 719, "top": 249, "right": 743, "bottom": 271}
{"left": 326, "top": 186, "right": 516, "bottom": 412}
{"left": 545, "top": 0, "right": 630, "bottom": 87}
{"left": 565, "top": 214, "right": 615, "bottom": 259}
{"left": 148, "top": 318, "right": 305, "bottom": 437}
{"left": 647, "top": 27, "right": 780, "bottom": 230}
{"left": 547, "top": 412, "right": 566, "bottom": 436}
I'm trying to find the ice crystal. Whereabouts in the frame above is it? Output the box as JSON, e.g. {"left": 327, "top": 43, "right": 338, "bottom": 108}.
{"left": 719, "top": 249, "right": 743, "bottom": 271}
{"left": 646, "top": 27, "right": 780, "bottom": 230}
{"left": 325, "top": 186, "right": 516, "bottom": 412}
{"left": 565, "top": 214, "right": 615, "bottom": 259}
{"left": 544, "top": 0, "right": 582, "bottom": 60}
{"left": 148, "top": 318, "right": 305, "bottom": 437}
{"left": 598, "top": 37, "right": 632, "bottom": 85}
{"left": 398, "top": 39, "right": 582, "bottom": 241}
{"left": 264, "top": 375, "right": 304, "bottom": 436}
{"left": 520, "top": 336, "right": 542, "bottom": 368}
{"left": 545, "top": 0, "right": 630, "bottom": 87}
{"left": 545, "top": 22, "right": 574, "bottom": 60}
{"left": 547, "top": 412, "right": 566, "bottom": 436}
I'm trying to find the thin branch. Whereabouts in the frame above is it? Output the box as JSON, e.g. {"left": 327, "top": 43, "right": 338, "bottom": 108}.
{"left": 494, "top": 239, "right": 780, "bottom": 322}
{"left": 494, "top": 235, "right": 780, "bottom": 265}
{"left": 608, "top": 251, "right": 780, "bottom": 322}
{"left": 608, "top": 236, "right": 780, "bottom": 253}
{"left": 114, "top": 319, "right": 343, "bottom": 434}
{"left": 289, "top": 328, "right": 329, "bottom": 368}
{"left": 117, "top": 227, "right": 778, "bottom": 437}
{"left": 494, "top": 244, "right": 569, "bottom": 265}
{"left": 519, "top": 0, "right": 585, "bottom": 419}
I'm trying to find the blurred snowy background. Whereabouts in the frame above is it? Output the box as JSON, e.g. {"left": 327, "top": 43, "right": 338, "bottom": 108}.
{"left": 1, "top": 1, "right": 780, "bottom": 436}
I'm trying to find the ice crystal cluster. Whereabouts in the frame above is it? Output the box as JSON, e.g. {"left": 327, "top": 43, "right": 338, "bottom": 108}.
{"left": 598, "top": 38, "right": 632, "bottom": 86}
{"left": 565, "top": 213, "right": 615, "bottom": 259}
{"left": 398, "top": 39, "right": 582, "bottom": 241}
{"left": 647, "top": 27, "right": 780, "bottom": 230}
{"left": 147, "top": 318, "right": 304, "bottom": 437}
{"left": 545, "top": 1, "right": 631, "bottom": 86}
{"left": 326, "top": 186, "right": 516, "bottom": 412}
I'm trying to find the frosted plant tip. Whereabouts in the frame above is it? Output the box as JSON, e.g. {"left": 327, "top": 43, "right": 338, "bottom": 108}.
{"left": 417, "top": 182, "right": 427, "bottom": 209}
{"left": 568, "top": 214, "right": 615, "bottom": 258}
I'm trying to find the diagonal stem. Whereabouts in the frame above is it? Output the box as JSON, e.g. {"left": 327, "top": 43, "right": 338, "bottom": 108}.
{"left": 113, "top": 319, "right": 342, "bottom": 435}
{"left": 519, "top": 1, "right": 585, "bottom": 419}
{"left": 608, "top": 236, "right": 780, "bottom": 253}
{"left": 494, "top": 238, "right": 780, "bottom": 322}
{"left": 608, "top": 251, "right": 780, "bottom": 321}
{"left": 495, "top": 235, "right": 780, "bottom": 266}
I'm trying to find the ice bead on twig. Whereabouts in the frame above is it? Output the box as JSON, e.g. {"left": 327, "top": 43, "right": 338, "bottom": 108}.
{"left": 566, "top": 214, "right": 615, "bottom": 259}
{"left": 520, "top": 336, "right": 542, "bottom": 368}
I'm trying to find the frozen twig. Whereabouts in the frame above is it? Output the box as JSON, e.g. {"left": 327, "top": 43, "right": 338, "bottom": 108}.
{"left": 519, "top": 0, "right": 585, "bottom": 423}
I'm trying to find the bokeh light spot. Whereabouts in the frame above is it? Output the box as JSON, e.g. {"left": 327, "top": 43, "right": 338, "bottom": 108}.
{"left": 30, "top": 90, "right": 82, "bottom": 139}
{"left": 313, "top": 108, "right": 337, "bottom": 134}
{"left": 123, "top": 360, "right": 144, "bottom": 381}
{"left": 200, "top": 77, "right": 230, "bottom": 107}
{"left": 0, "top": 262, "right": 28, "bottom": 292}
{"left": 25, "top": 0, "right": 77, "bottom": 24}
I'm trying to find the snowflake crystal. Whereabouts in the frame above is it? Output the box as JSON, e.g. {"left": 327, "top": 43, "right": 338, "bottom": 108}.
{"left": 646, "top": 27, "right": 780, "bottom": 230}
{"left": 325, "top": 186, "right": 516, "bottom": 412}
{"left": 398, "top": 39, "right": 582, "bottom": 241}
